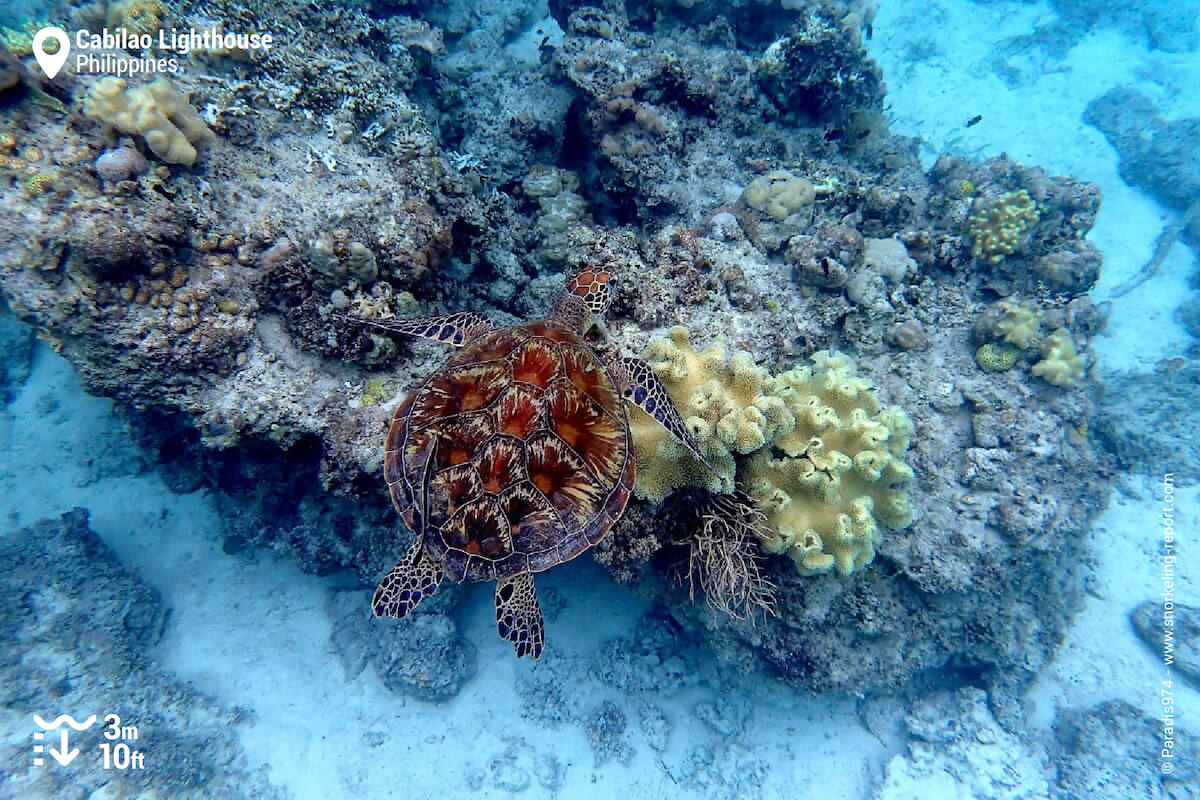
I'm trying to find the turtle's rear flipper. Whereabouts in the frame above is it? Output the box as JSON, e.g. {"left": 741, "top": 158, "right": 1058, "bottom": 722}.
{"left": 495, "top": 573, "right": 544, "bottom": 659}
{"left": 372, "top": 538, "right": 443, "bottom": 619}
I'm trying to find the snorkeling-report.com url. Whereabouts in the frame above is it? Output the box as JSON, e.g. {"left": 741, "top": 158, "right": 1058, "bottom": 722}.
{"left": 1158, "top": 472, "right": 1177, "bottom": 776}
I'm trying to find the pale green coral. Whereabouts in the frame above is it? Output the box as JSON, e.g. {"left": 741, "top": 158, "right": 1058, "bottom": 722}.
{"left": 746, "top": 354, "right": 914, "bottom": 576}
{"left": 1031, "top": 328, "right": 1086, "bottom": 387}
{"left": 362, "top": 376, "right": 391, "bottom": 406}
{"left": 968, "top": 189, "right": 1039, "bottom": 264}
{"left": 974, "top": 342, "right": 1020, "bottom": 373}
{"left": 992, "top": 300, "right": 1042, "bottom": 349}
{"left": 631, "top": 329, "right": 914, "bottom": 577}
{"left": 743, "top": 170, "right": 815, "bottom": 222}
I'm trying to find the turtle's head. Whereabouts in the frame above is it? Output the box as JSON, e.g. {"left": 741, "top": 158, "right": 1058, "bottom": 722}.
{"left": 549, "top": 267, "right": 614, "bottom": 333}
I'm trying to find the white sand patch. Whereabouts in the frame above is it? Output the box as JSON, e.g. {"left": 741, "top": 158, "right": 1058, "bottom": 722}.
{"left": 1027, "top": 475, "right": 1199, "bottom": 730}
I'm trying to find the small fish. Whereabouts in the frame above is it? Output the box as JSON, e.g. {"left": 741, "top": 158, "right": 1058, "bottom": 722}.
{"left": 824, "top": 128, "right": 844, "bottom": 142}
{"left": 965, "top": 114, "right": 982, "bottom": 128}
{"left": 856, "top": 129, "right": 871, "bottom": 140}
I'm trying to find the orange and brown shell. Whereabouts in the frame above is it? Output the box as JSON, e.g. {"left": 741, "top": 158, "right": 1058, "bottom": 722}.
{"left": 384, "top": 321, "right": 634, "bottom": 583}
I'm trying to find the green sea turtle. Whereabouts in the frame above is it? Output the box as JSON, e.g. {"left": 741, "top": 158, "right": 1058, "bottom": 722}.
{"left": 353, "top": 267, "right": 705, "bottom": 658}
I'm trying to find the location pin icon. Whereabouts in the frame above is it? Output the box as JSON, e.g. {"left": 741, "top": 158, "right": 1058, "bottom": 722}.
{"left": 32, "top": 27, "right": 71, "bottom": 80}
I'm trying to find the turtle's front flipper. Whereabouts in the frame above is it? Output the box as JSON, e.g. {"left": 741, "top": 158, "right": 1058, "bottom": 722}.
{"left": 495, "top": 573, "right": 544, "bottom": 659}
{"left": 372, "top": 538, "right": 443, "bottom": 619}
{"left": 343, "top": 311, "right": 496, "bottom": 347}
{"left": 609, "top": 355, "right": 710, "bottom": 467}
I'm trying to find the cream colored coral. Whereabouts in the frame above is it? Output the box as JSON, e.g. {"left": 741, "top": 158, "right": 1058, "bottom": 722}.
{"left": 968, "top": 189, "right": 1039, "bottom": 264}
{"left": 992, "top": 300, "right": 1041, "bottom": 349}
{"left": 631, "top": 326, "right": 794, "bottom": 503}
{"left": 1031, "top": 328, "right": 1086, "bottom": 387}
{"left": 746, "top": 353, "right": 914, "bottom": 576}
{"left": 84, "top": 77, "right": 215, "bottom": 165}
{"left": 743, "top": 170, "right": 816, "bottom": 222}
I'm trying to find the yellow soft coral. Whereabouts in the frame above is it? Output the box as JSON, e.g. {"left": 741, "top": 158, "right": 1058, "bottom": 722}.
{"left": 84, "top": 77, "right": 215, "bottom": 165}
{"left": 968, "top": 189, "right": 1039, "bottom": 264}
{"left": 632, "top": 329, "right": 914, "bottom": 578}
{"left": 1031, "top": 328, "right": 1086, "bottom": 387}
{"left": 746, "top": 353, "right": 914, "bottom": 576}
{"left": 992, "top": 300, "right": 1041, "bottom": 349}
{"left": 632, "top": 326, "right": 794, "bottom": 502}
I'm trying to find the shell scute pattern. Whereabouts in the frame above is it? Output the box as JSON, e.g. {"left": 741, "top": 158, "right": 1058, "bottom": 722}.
{"left": 385, "top": 323, "right": 633, "bottom": 581}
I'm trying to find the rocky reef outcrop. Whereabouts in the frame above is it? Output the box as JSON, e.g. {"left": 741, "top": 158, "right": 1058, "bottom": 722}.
{"left": 0, "top": 0, "right": 1113, "bottom": 721}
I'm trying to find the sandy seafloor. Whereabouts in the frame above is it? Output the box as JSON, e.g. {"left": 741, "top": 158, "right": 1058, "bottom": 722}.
{"left": 1, "top": 1, "right": 1198, "bottom": 798}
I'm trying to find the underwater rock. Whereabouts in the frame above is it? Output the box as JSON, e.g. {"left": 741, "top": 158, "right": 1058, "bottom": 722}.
{"left": 1095, "top": 362, "right": 1200, "bottom": 485}
{"left": 757, "top": 11, "right": 885, "bottom": 124}
{"left": 1131, "top": 600, "right": 1200, "bottom": 691}
{"left": 1033, "top": 240, "right": 1101, "bottom": 296}
{"left": 1084, "top": 87, "right": 1200, "bottom": 214}
{"left": 875, "top": 687, "right": 1052, "bottom": 800}
{"left": 1051, "top": 0, "right": 1199, "bottom": 52}
{"left": 0, "top": 300, "right": 33, "bottom": 403}
{"left": 472, "top": 738, "right": 565, "bottom": 794}
{"left": 326, "top": 588, "right": 475, "bottom": 703}
{"left": 584, "top": 700, "right": 634, "bottom": 767}
{"left": 1054, "top": 700, "right": 1199, "bottom": 798}
{"left": 0, "top": 509, "right": 281, "bottom": 799}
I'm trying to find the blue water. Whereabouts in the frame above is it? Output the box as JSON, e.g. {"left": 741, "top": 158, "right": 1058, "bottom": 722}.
{"left": 2, "top": 1, "right": 1197, "bottom": 798}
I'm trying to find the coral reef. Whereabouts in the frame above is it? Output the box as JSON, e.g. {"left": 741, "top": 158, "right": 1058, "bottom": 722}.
{"left": 0, "top": 0, "right": 1112, "bottom": 713}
